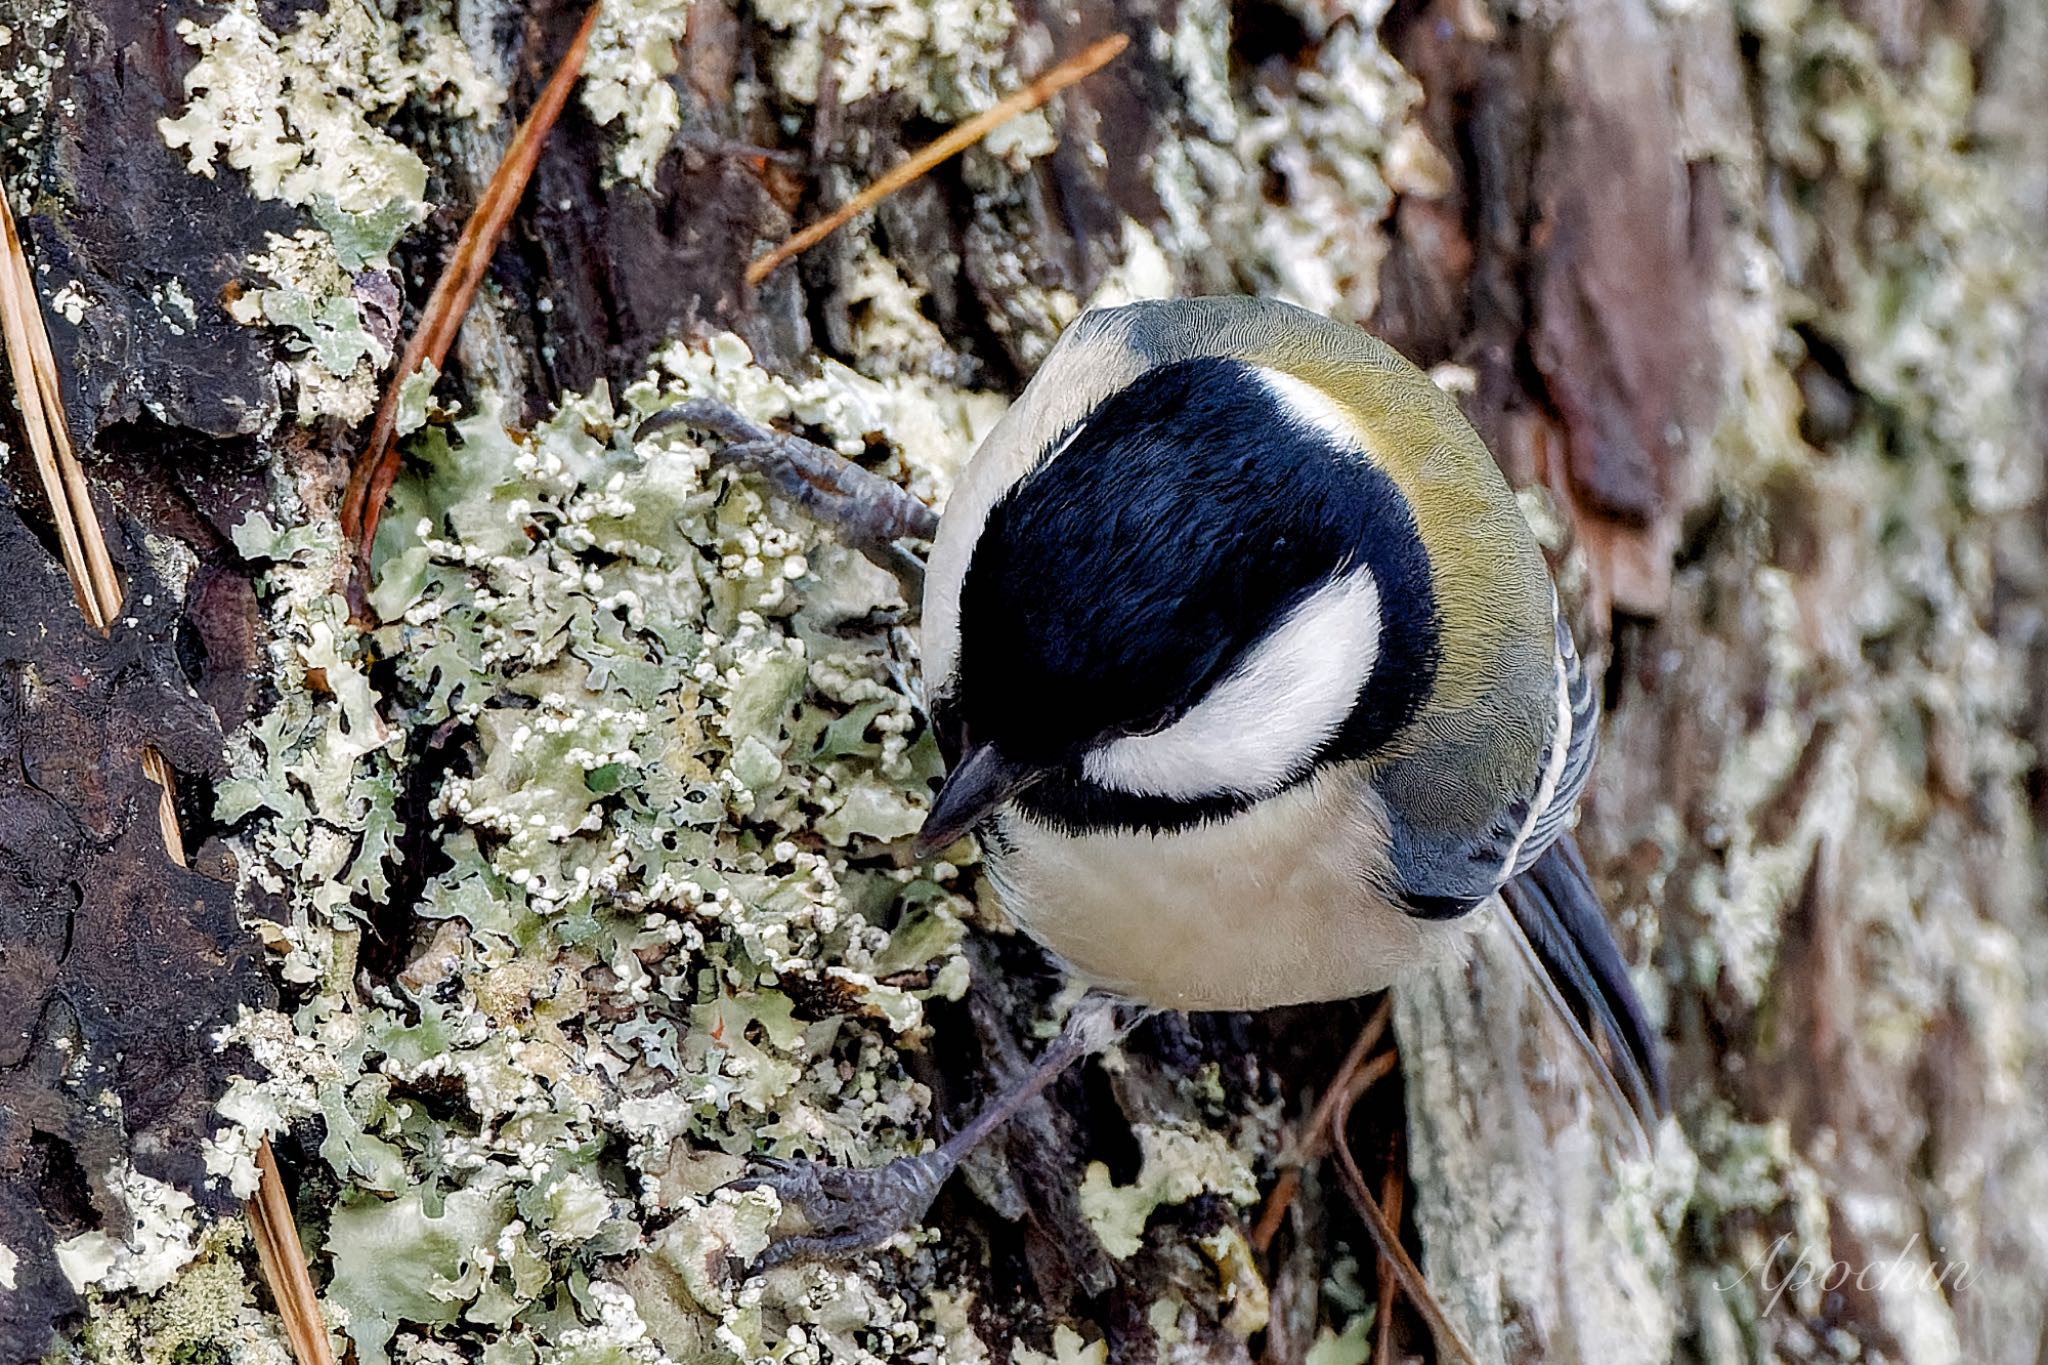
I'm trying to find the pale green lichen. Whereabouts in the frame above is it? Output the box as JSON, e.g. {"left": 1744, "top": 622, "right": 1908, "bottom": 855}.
{"left": 1296, "top": 1259, "right": 1378, "bottom": 1365}
{"left": 229, "top": 229, "right": 394, "bottom": 425}
{"left": 145, "top": 319, "right": 1299, "bottom": 1359}
{"left": 1300, "top": 1314, "right": 1373, "bottom": 1365}
{"left": 752, "top": 0, "right": 1018, "bottom": 121}
{"left": 75, "top": 1225, "right": 293, "bottom": 1365}
{"left": 91, "top": 0, "right": 2048, "bottom": 1357}
{"left": 54, "top": 1163, "right": 203, "bottom": 1297}
{"left": 1009, "top": 1324, "right": 1107, "bottom": 1365}
{"left": 190, "top": 332, "right": 1017, "bottom": 1362}
{"left": 158, "top": 0, "right": 504, "bottom": 424}
{"left": 1077, "top": 1121, "right": 1261, "bottom": 1259}
{"left": 158, "top": 0, "right": 494, "bottom": 264}
{"left": 581, "top": 0, "right": 697, "bottom": 187}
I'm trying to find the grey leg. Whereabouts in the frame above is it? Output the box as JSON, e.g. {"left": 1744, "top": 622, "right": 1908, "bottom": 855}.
{"left": 636, "top": 401, "right": 938, "bottom": 601}
{"left": 729, "top": 995, "right": 1142, "bottom": 1270}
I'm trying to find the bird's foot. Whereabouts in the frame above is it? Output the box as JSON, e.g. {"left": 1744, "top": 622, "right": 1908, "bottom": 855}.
{"left": 635, "top": 400, "right": 936, "bottom": 602}
{"left": 727, "top": 1149, "right": 957, "bottom": 1270}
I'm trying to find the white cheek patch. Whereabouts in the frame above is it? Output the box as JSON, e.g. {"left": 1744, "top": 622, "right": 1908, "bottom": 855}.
{"left": 1083, "top": 567, "right": 1384, "bottom": 800}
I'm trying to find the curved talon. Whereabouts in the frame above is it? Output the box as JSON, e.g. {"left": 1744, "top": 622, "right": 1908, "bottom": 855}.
{"left": 635, "top": 399, "right": 774, "bottom": 448}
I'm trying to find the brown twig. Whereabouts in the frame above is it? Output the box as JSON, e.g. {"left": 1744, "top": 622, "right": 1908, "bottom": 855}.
{"left": 0, "top": 184, "right": 121, "bottom": 629}
{"left": 743, "top": 32, "right": 1130, "bottom": 287}
{"left": 339, "top": 0, "right": 603, "bottom": 614}
{"left": 1248, "top": 997, "right": 1393, "bottom": 1254}
{"left": 249, "top": 1140, "right": 337, "bottom": 1365}
{"left": 1331, "top": 1080, "right": 1480, "bottom": 1365}
{"left": 1374, "top": 1132, "right": 1404, "bottom": 1365}
{"left": 142, "top": 749, "right": 186, "bottom": 863}
{"left": 7, "top": 180, "right": 335, "bottom": 1365}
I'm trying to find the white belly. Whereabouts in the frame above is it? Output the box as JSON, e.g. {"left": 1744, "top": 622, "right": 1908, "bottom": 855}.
{"left": 984, "top": 770, "right": 1470, "bottom": 1011}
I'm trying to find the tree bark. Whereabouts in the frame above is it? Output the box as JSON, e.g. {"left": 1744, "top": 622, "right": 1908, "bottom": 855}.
{"left": 2, "top": 0, "right": 2044, "bottom": 1360}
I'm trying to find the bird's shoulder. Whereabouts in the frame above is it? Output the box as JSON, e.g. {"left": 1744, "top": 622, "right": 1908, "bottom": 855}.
{"left": 1372, "top": 600, "right": 1597, "bottom": 919}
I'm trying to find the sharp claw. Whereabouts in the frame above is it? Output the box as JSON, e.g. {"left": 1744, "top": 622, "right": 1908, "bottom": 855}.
{"left": 635, "top": 399, "right": 770, "bottom": 447}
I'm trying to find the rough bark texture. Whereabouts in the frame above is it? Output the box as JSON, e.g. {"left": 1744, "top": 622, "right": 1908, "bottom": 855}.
{"left": 2, "top": 0, "right": 2045, "bottom": 1359}
{"left": 0, "top": 482, "right": 273, "bottom": 1356}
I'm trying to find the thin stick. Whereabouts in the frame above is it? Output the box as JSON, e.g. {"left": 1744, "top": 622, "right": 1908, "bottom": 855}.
{"left": 142, "top": 750, "right": 185, "bottom": 862}
{"left": 250, "top": 1140, "right": 337, "bottom": 1365}
{"left": 339, "top": 1, "right": 603, "bottom": 609}
{"left": 744, "top": 33, "right": 1130, "bottom": 287}
{"left": 1330, "top": 1084, "right": 1480, "bottom": 1365}
{"left": 0, "top": 184, "right": 121, "bottom": 629}
{"left": 1290, "top": 999, "right": 1393, "bottom": 1168}
{"left": 1374, "top": 1133, "right": 1404, "bottom": 1365}
{"left": 1248, "top": 998, "right": 1393, "bottom": 1254}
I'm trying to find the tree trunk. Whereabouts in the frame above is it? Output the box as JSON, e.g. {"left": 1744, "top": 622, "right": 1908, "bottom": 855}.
{"left": 2, "top": 0, "right": 2044, "bottom": 1360}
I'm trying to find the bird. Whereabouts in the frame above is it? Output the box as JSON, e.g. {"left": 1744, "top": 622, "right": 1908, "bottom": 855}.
{"left": 657, "top": 295, "right": 1666, "bottom": 1270}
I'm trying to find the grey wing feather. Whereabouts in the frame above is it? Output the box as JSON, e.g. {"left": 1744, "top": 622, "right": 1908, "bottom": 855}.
{"left": 1376, "top": 597, "right": 1598, "bottom": 916}
{"left": 1509, "top": 607, "right": 1600, "bottom": 877}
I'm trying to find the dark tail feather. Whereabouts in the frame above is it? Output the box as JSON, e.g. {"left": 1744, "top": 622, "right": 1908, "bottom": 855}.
{"left": 1501, "top": 833, "right": 1668, "bottom": 1119}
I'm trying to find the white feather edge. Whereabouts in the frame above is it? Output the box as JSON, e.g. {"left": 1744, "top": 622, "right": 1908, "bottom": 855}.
{"left": 1501, "top": 637, "right": 1576, "bottom": 878}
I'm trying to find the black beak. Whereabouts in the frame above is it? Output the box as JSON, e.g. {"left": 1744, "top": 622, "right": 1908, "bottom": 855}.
{"left": 914, "top": 744, "right": 1039, "bottom": 859}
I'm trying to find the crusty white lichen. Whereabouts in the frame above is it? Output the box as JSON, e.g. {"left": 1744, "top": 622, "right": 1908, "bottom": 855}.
{"left": 187, "top": 332, "right": 1031, "bottom": 1363}
{"left": 581, "top": 0, "right": 697, "bottom": 187}
{"left": 157, "top": 0, "right": 503, "bottom": 425}
{"left": 0, "top": 0, "right": 72, "bottom": 203}
{"left": 1144, "top": 0, "right": 1427, "bottom": 319}
{"left": 752, "top": 0, "right": 1017, "bottom": 121}
{"left": 1590, "top": 2, "right": 2048, "bottom": 1358}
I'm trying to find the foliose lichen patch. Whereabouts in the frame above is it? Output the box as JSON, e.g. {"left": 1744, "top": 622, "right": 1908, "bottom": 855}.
{"left": 170, "top": 333, "right": 1031, "bottom": 1363}
{"left": 158, "top": 0, "right": 503, "bottom": 424}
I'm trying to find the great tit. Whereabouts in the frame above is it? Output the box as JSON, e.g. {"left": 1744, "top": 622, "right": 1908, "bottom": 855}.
{"left": 919, "top": 296, "right": 1661, "bottom": 1103}
{"left": 710, "top": 295, "right": 1665, "bottom": 1265}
